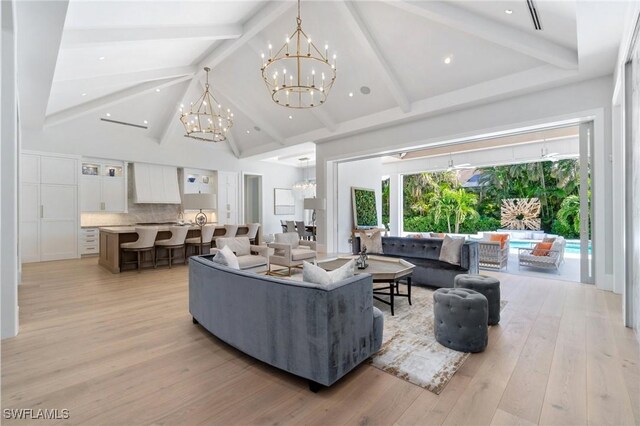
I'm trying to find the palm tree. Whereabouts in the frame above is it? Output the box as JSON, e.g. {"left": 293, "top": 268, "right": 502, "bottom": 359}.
{"left": 428, "top": 187, "right": 479, "bottom": 233}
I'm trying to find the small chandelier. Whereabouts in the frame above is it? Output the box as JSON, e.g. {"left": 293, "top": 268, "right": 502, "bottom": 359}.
{"left": 260, "top": 0, "right": 336, "bottom": 109}
{"left": 180, "top": 67, "right": 233, "bottom": 142}
{"left": 292, "top": 157, "right": 316, "bottom": 199}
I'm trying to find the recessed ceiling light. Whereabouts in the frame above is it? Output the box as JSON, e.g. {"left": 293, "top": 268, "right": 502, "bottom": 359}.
{"left": 81, "top": 93, "right": 87, "bottom": 97}
{"left": 348, "top": 92, "right": 354, "bottom": 97}
{"left": 444, "top": 56, "right": 452, "bottom": 64}
{"left": 143, "top": 120, "right": 148, "bottom": 124}
{"left": 155, "top": 88, "right": 161, "bottom": 92}
{"left": 360, "top": 86, "right": 371, "bottom": 95}
{"left": 288, "top": 115, "right": 293, "bottom": 120}
{"left": 98, "top": 56, "right": 105, "bottom": 61}
{"left": 105, "top": 113, "right": 111, "bottom": 117}
{"left": 246, "top": 130, "right": 251, "bottom": 134}
{"left": 505, "top": 9, "right": 513, "bottom": 14}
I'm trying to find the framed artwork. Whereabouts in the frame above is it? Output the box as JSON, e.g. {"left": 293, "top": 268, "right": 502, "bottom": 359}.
{"left": 352, "top": 187, "right": 378, "bottom": 228}
{"left": 274, "top": 188, "right": 295, "bottom": 215}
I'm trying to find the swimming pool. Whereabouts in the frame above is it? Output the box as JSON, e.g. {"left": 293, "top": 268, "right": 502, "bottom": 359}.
{"left": 509, "top": 240, "right": 591, "bottom": 255}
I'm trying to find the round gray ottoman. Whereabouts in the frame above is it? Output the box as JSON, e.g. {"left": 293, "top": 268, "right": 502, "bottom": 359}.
{"left": 454, "top": 274, "right": 501, "bottom": 325}
{"left": 433, "top": 288, "right": 488, "bottom": 353}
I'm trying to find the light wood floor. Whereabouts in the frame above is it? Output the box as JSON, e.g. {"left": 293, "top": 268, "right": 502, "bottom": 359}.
{"left": 2, "top": 257, "right": 639, "bottom": 425}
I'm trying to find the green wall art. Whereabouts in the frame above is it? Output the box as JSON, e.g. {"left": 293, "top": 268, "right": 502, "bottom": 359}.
{"left": 352, "top": 187, "right": 378, "bottom": 228}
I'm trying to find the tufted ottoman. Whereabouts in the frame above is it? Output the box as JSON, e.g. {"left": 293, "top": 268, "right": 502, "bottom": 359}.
{"left": 433, "top": 288, "right": 488, "bottom": 353}
{"left": 454, "top": 274, "right": 501, "bottom": 325}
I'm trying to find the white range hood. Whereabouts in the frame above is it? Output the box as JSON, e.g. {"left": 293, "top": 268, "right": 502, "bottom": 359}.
{"left": 133, "top": 163, "right": 181, "bottom": 204}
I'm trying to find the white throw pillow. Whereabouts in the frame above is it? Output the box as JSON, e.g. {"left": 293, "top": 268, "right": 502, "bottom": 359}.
{"left": 211, "top": 245, "right": 240, "bottom": 270}
{"left": 438, "top": 235, "right": 465, "bottom": 266}
{"left": 359, "top": 230, "right": 383, "bottom": 254}
{"left": 303, "top": 259, "right": 355, "bottom": 285}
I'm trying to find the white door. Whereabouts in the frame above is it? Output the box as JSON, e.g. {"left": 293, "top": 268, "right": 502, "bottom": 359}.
{"left": 80, "top": 176, "right": 102, "bottom": 212}
{"left": 41, "top": 156, "right": 77, "bottom": 185}
{"left": 40, "top": 184, "right": 78, "bottom": 261}
{"left": 102, "top": 177, "right": 125, "bottom": 212}
{"left": 20, "top": 183, "right": 40, "bottom": 263}
{"left": 21, "top": 154, "right": 40, "bottom": 183}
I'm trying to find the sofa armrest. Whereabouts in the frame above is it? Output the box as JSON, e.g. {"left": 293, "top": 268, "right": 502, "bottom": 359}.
{"left": 268, "top": 242, "right": 291, "bottom": 259}
{"left": 461, "top": 241, "right": 479, "bottom": 274}
{"left": 299, "top": 240, "right": 317, "bottom": 251}
{"left": 250, "top": 244, "right": 269, "bottom": 258}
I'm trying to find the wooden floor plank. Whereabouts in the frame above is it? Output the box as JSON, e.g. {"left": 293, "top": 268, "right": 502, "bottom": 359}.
{"left": 1, "top": 258, "right": 638, "bottom": 426}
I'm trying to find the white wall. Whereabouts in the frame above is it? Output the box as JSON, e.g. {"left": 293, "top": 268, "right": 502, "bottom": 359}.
{"left": 1, "top": 0, "right": 19, "bottom": 339}
{"left": 316, "top": 76, "right": 614, "bottom": 291}
{"left": 20, "top": 122, "right": 304, "bottom": 240}
{"left": 336, "top": 158, "right": 383, "bottom": 253}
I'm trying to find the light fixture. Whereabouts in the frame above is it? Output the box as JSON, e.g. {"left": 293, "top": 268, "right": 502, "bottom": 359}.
{"left": 246, "top": 130, "right": 251, "bottom": 134}
{"left": 288, "top": 115, "right": 293, "bottom": 120}
{"left": 260, "top": 0, "right": 336, "bottom": 109}
{"left": 143, "top": 120, "right": 148, "bottom": 124}
{"left": 179, "top": 67, "right": 233, "bottom": 143}
{"left": 505, "top": 9, "right": 513, "bottom": 14}
{"left": 98, "top": 56, "right": 105, "bottom": 61}
{"left": 348, "top": 92, "right": 354, "bottom": 97}
{"left": 155, "top": 88, "right": 161, "bottom": 93}
{"left": 105, "top": 113, "right": 111, "bottom": 117}
{"left": 447, "top": 153, "right": 471, "bottom": 171}
{"left": 81, "top": 93, "right": 87, "bottom": 97}
{"left": 292, "top": 157, "right": 316, "bottom": 199}
{"left": 444, "top": 56, "right": 452, "bottom": 64}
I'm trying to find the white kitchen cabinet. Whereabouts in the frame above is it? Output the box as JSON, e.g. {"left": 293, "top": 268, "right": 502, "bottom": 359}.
{"left": 133, "top": 163, "right": 181, "bottom": 204}
{"left": 79, "top": 227, "right": 99, "bottom": 255}
{"left": 217, "top": 171, "right": 239, "bottom": 225}
{"left": 80, "top": 159, "right": 127, "bottom": 213}
{"left": 20, "top": 152, "right": 79, "bottom": 263}
{"left": 183, "top": 168, "right": 215, "bottom": 194}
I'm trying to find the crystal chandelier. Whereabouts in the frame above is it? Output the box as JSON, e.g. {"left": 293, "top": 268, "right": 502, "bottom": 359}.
{"left": 260, "top": 0, "right": 336, "bottom": 109}
{"left": 180, "top": 67, "right": 233, "bottom": 142}
{"left": 292, "top": 157, "right": 316, "bottom": 199}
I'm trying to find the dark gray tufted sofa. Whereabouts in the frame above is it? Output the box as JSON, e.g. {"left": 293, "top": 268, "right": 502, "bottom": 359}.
{"left": 433, "top": 288, "right": 488, "bottom": 353}
{"left": 353, "top": 236, "right": 479, "bottom": 288}
{"left": 189, "top": 255, "right": 384, "bottom": 390}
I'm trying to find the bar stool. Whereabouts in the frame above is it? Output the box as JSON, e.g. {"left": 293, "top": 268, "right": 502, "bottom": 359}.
{"left": 185, "top": 224, "right": 216, "bottom": 256}
{"left": 154, "top": 226, "right": 189, "bottom": 268}
{"left": 212, "top": 224, "right": 238, "bottom": 247}
{"left": 120, "top": 227, "right": 159, "bottom": 272}
{"left": 246, "top": 223, "right": 261, "bottom": 244}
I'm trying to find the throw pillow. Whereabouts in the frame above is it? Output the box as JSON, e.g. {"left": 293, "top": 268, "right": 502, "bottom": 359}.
{"left": 211, "top": 245, "right": 240, "bottom": 270}
{"left": 438, "top": 235, "right": 465, "bottom": 265}
{"left": 359, "top": 230, "right": 383, "bottom": 254}
{"left": 302, "top": 259, "right": 355, "bottom": 285}
{"left": 430, "top": 232, "right": 446, "bottom": 239}
{"left": 489, "top": 233, "right": 508, "bottom": 249}
{"left": 542, "top": 237, "right": 556, "bottom": 243}
{"left": 532, "top": 242, "right": 553, "bottom": 256}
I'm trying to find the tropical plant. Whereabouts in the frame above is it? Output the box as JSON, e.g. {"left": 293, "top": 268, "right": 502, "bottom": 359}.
{"left": 556, "top": 195, "right": 581, "bottom": 236}
{"left": 429, "top": 187, "right": 479, "bottom": 233}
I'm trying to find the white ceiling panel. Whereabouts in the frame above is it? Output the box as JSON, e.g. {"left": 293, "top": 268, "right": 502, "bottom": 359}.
{"left": 357, "top": 1, "right": 544, "bottom": 102}
{"left": 64, "top": 0, "right": 262, "bottom": 29}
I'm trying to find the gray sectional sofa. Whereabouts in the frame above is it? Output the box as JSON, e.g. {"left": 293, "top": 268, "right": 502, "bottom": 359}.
{"left": 353, "top": 236, "right": 479, "bottom": 288}
{"left": 189, "top": 255, "right": 384, "bottom": 391}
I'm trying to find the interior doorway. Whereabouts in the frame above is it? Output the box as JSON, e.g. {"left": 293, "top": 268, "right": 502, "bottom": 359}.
{"left": 243, "top": 174, "right": 262, "bottom": 224}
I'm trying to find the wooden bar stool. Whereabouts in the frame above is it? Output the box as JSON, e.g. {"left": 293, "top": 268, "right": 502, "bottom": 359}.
{"left": 154, "top": 226, "right": 189, "bottom": 268}
{"left": 120, "top": 227, "right": 159, "bottom": 272}
{"left": 185, "top": 224, "right": 216, "bottom": 256}
{"left": 246, "top": 223, "right": 261, "bottom": 244}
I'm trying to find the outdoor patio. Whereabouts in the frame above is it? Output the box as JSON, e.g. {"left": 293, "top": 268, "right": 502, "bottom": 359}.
{"left": 497, "top": 249, "right": 582, "bottom": 283}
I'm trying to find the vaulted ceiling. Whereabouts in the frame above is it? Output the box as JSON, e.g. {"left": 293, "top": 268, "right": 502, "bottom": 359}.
{"left": 15, "top": 0, "right": 630, "bottom": 162}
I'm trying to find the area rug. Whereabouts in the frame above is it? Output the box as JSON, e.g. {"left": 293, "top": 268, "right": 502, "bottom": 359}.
{"left": 369, "top": 286, "right": 506, "bottom": 395}
{"left": 266, "top": 267, "right": 501, "bottom": 395}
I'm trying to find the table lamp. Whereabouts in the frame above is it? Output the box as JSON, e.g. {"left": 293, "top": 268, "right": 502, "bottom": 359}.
{"left": 183, "top": 193, "right": 217, "bottom": 253}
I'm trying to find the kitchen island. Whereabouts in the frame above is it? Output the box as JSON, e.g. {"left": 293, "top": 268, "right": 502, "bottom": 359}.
{"left": 99, "top": 224, "right": 259, "bottom": 273}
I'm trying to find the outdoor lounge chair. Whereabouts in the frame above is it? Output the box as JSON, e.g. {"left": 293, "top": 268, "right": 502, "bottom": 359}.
{"left": 518, "top": 237, "right": 566, "bottom": 272}
{"left": 478, "top": 233, "right": 510, "bottom": 270}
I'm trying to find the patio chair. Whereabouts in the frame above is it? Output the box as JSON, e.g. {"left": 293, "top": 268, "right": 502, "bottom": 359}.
{"left": 518, "top": 237, "right": 566, "bottom": 272}
{"left": 478, "top": 233, "right": 510, "bottom": 270}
